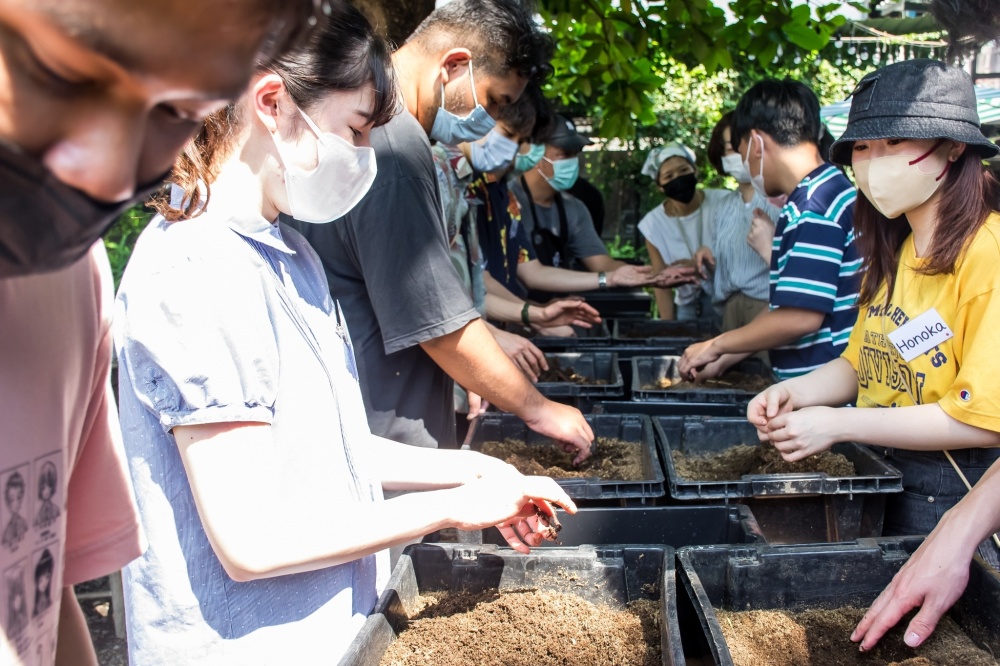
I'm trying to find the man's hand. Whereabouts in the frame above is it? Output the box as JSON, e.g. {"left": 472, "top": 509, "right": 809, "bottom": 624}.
{"left": 532, "top": 298, "right": 601, "bottom": 328}
{"left": 693, "top": 245, "right": 715, "bottom": 279}
{"left": 608, "top": 264, "right": 654, "bottom": 288}
{"left": 764, "top": 406, "right": 842, "bottom": 461}
{"left": 523, "top": 400, "right": 594, "bottom": 465}
{"left": 491, "top": 329, "right": 547, "bottom": 382}
{"left": 679, "top": 338, "right": 722, "bottom": 378}
{"left": 747, "top": 208, "right": 775, "bottom": 262}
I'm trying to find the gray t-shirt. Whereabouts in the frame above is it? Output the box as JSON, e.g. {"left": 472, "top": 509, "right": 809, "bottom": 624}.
{"left": 288, "top": 110, "right": 479, "bottom": 449}
{"left": 510, "top": 180, "right": 608, "bottom": 267}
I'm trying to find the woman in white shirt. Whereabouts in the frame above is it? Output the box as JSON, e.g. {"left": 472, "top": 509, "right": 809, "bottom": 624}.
{"left": 638, "top": 142, "right": 728, "bottom": 322}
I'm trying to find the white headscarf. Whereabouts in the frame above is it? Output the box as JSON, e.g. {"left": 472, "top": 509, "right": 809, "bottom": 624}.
{"left": 641, "top": 142, "right": 697, "bottom": 179}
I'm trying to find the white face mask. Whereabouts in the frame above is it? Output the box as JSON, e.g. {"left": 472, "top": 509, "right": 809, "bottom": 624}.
{"left": 272, "top": 107, "right": 377, "bottom": 223}
{"left": 721, "top": 152, "right": 750, "bottom": 183}
{"left": 429, "top": 61, "right": 496, "bottom": 145}
{"left": 743, "top": 133, "right": 767, "bottom": 199}
{"left": 853, "top": 141, "right": 950, "bottom": 219}
{"left": 469, "top": 130, "right": 519, "bottom": 173}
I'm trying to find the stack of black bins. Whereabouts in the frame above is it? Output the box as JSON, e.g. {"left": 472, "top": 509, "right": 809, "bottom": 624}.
{"left": 627, "top": 356, "right": 773, "bottom": 416}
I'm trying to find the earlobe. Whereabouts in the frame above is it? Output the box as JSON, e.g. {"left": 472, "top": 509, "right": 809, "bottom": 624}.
{"left": 948, "top": 141, "right": 967, "bottom": 162}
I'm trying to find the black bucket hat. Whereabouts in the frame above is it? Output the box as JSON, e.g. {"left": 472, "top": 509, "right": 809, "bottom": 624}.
{"left": 830, "top": 59, "right": 999, "bottom": 165}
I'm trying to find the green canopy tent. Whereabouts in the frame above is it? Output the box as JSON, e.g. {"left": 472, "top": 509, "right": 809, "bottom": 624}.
{"left": 821, "top": 85, "right": 1000, "bottom": 139}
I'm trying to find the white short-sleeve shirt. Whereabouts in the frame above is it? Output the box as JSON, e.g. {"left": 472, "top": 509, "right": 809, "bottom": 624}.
{"left": 114, "top": 191, "right": 388, "bottom": 665}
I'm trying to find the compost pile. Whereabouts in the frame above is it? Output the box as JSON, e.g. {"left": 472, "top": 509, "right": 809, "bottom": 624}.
{"left": 537, "top": 358, "right": 607, "bottom": 385}
{"left": 380, "top": 589, "right": 661, "bottom": 666}
{"left": 716, "top": 606, "right": 998, "bottom": 666}
{"left": 672, "top": 443, "right": 855, "bottom": 481}
{"left": 481, "top": 437, "right": 643, "bottom": 480}
{"left": 643, "top": 371, "right": 772, "bottom": 393}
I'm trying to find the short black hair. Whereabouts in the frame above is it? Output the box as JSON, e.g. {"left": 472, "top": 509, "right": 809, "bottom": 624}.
{"left": 409, "top": 0, "right": 553, "bottom": 84}
{"left": 707, "top": 111, "right": 735, "bottom": 173}
{"left": 497, "top": 84, "right": 553, "bottom": 142}
{"left": 731, "top": 79, "right": 822, "bottom": 149}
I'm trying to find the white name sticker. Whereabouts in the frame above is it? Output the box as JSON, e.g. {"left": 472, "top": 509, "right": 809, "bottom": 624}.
{"left": 887, "top": 308, "right": 953, "bottom": 362}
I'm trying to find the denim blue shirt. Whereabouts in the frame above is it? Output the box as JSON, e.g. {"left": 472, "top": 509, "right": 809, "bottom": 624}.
{"left": 114, "top": 189, "right": 387, "bottom": 664}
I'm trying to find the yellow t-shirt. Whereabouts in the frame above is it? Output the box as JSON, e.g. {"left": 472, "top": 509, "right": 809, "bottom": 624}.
{"left": 841, "top": 212, "right": 1000, "bottom": 433}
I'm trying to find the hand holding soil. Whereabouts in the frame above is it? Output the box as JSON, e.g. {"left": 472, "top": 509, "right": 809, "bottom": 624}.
{"left": 522, "top": 400, "right": 594, "bottom": 465}
{"left": 764, "top": 405, "right": 843, "bottom": 462}
{"left": 747, "top": 382, "right": 796, "bottom": 440}
{"left": 447, "top": 473, "right": 577, "bottom": 553}
{"left": 679, "top": 338, "right": 721, "bottom": 378}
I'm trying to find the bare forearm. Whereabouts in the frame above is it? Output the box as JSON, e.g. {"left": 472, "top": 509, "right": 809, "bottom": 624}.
{"left": 421, "top": 319, "right": 544, "bottom": 417}
{"left": 933, "top": 456, "right": 1000, "bottom": 555}
{"left": 580, "top": 254, "right": 625, "bottom": 272}
{"left": 781, "top": 358, "right": 859, "bottom": 408}
{"left": 834, "top": 403, "right": 1000, "bottom": 451}
{"left": 712, "top": 308, "right": 823, "bottom": 355}
{"left": 368, "top": 436, "right": 505, "bottom": 490}
{"left": 653, "top": 288, "right": 674, "bottom": 320}
{"left": 57, "top": 587, "right": 98, "bottom": 666}
{"left": 518, "top": 261, "right": 601, "bottom": 292}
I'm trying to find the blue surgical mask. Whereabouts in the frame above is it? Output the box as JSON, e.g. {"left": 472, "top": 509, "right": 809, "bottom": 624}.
{"left": 429, "top": 61, "right": 496, "bottom": 145}
{"left": 540, "top": 156, "right": 580, "bottom": 191}
{"left": 469, "top": 130, "right": 519, "bottom": 173}
{"left": 514, "top": 143, "right": 545, "bottom": 173}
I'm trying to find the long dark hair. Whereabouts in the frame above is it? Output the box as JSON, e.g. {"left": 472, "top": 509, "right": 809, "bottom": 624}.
{"left": 158, "top": 0, "right": 397, "bottom": 221}
{"left": 856, "top": 149, "right": 1000, "bottom": 306}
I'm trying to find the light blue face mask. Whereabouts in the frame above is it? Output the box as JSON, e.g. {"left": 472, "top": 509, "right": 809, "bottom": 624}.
{"left": 541, "top": 156, "right": 580, "bottom": 191}
{"left": 514, "top": 143, "right": 545, "bottom": 173}
{"left": 429, "top": 61, "right": 496, "bottom": 145}
{"left": 469, "top": 130, "right": 519, "bottom": 173}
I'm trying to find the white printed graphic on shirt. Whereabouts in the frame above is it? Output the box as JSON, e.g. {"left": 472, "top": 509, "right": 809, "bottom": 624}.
{"left": 0, "top": 453, "right": 63, "bottom": 665}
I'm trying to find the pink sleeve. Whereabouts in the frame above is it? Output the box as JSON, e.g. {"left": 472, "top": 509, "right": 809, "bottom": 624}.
{"left": 63, "top": 319, "right": 146, "bottom": 587}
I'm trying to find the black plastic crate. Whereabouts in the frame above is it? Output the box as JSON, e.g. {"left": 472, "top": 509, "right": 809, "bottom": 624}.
{"left": 612, "top": 318, "right": 719, "bottom": 345}
{"left": 655, "top": 416, "right": 903, "bottom": 543}
{"left": 471, "top": 413, "right": 665, "bottom": 501}
{"left": 341, "top": 543, "right": 681, "bottom": 666}
{"left": 577, "top": 288, "right": 653, "bottom": 318}
{"left": 676, "top": 539, "right": 1000, "bottom": 665}
{"left": 536, "top": 352, "right": 624, "bottom": 398}
{"left": 482, "top": 504, "right": 765, "bottom": 548}
{"left": 525, "top": 320, "right": 612, "bottom": 350}
{"left": 631, "top": 356, "right": 774, "bottom": 403}
{"left": 593, "top": 400, "right": 748, "bottom": 418}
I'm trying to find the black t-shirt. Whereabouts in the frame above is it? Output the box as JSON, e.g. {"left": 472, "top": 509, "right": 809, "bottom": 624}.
{"left": 287, "top": 110, "right": 479, "bottom": 449}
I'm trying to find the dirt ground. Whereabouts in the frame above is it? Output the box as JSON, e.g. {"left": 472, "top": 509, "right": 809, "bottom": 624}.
{"left": 381, "top": 589, "right": 660, "bottom": 666}
{"left": 77, "top": 577, "right": 128, "bottom": 665}
{"left": 481, "top": 437, "right": 645, "bottom": 480}
{"left": 717, "top": 606, "right": 999, "bottom": 666}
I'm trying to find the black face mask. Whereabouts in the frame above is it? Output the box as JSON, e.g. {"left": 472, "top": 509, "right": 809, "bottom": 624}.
{"left": 660, "top": 172, "right": 698, "bottom": 204}
{"left": 0, "top": 140, "right": 167, "bottom": 278}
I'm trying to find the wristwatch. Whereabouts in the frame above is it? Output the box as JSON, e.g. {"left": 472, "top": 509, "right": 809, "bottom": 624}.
{"left": 598, "top": 271, "right": 608, "bottom": 290}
